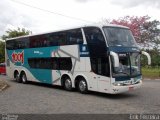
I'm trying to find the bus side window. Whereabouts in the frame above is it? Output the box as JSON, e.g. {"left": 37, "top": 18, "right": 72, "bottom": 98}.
{"left": 83, "top": 27, "right": 106, "bottom": 57}
{"left": 49, "top": 32, "right": 67, "bottom": 46}
{"left": 91, "top": 57, "right": 110, "bottom": 76}
{"left": 58, "top": 58, "right": 72, "bottom": 70}
{"left": 6, "top": 40, "right": 15, "bottom": 50}
{"left": 58, "top": 32, "right": 67, "bottom": 45}
{"left": 67, "top": 29, "right": 83, "bottom": 45}
{"left": 28, "top": 57, "right": 72, "bottom": 70}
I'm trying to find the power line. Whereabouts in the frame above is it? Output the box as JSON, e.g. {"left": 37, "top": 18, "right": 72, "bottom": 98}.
{"left": 11, "top": 0, "right": 95, "bottom": 24}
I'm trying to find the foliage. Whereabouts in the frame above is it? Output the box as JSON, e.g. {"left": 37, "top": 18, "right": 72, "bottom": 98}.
{"left": 141, "top": 49, "right": 160, "bottom": 67}
{"left": 111, "top": 16, "right": 150, "bottom": 42}
{"left": 140, "top": 20, "right": 160, "bottom": 50}
{"left": 0, "top": 42, "right": 5, "bottom": 63}
{"left": 2, "top": 27, "right": 32, "bottom": 40}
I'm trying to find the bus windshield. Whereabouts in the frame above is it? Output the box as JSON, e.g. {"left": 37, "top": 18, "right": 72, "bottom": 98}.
{"left": 112, "top": 53, "right": 141, "bottom": 77}
{"left": 103, "top": 27, "right": 137, "bottom": 47}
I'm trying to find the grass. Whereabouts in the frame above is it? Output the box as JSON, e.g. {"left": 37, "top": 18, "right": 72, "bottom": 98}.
{"left": 142, "top": 67, "right": 160, "bottom": 79}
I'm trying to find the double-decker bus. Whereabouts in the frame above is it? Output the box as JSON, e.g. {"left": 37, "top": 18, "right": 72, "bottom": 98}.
{"left": 5, "top": 24, "right": 151, "bottom": 94}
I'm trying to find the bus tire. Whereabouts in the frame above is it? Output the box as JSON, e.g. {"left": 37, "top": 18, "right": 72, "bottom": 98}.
{"left": 21, "top": 72, "right": 28, "bottom": 84}
{"left": 64, "top": 77, "right": 72, "bottom": 91}
{"left": 14, "top": 71, "right": 21, "bottom": 83}
{"left": 78, "top": 78, "right": 88, "bottom": 94}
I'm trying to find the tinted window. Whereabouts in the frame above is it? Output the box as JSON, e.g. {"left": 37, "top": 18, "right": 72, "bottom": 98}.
{"left": 30, "top": 35, "right": 48, "bottom": 48}
{"left": 47, "top": 32, "right": 67, "bottom": 47}
{"left": 84, "top": 27, "right": 110, "bottom": 77}
{"left": 59, "top": 58, "right": 72, "bottom": 70}
{"left": 6, "top": 28, "right": 83, "bottom": 50}
{"left": 17, "top": 38, "right": 29, "bottom": 49}
{"left": 83, "top": 27, "right": 106, "bottom": 57}
{"left": 6, "top": 38, "right": 29, "bottom": 50}
{"left": 28, "top": 57, "right": 72, "bottom": 70}
{"left": 6, "top": 40, "right": 15, "bottom": 50}
{"left": 103, "top": 27, "right": 137, "bottom": 47}
{"left": 67, "top": 29, "right": 83, "bottom": 44}
{"left": 91, "top": 57, "right": 110, "bottom": 76}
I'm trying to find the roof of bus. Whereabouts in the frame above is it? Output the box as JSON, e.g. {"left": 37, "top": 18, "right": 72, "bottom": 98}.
{"left": 6, "top": 23, "right": 129, "bottom": 41}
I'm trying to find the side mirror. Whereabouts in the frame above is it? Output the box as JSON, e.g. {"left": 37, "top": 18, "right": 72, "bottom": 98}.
{"left": 141, "top": 51, "right": 151, "bottom": 65}
{"left": 110, "top": 51, "right": 119, "bottom": 67}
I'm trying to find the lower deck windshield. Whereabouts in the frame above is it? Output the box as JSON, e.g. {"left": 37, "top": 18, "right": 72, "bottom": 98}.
{"left": 112, "top": 53, "right": 141, "bottom": 77}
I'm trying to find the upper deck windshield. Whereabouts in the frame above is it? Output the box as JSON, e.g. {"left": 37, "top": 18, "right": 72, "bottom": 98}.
{"left": 103, "top": 27, "right": 137, "bottom": 47}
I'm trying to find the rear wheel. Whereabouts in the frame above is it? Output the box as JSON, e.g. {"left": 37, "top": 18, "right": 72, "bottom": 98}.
{"left": 21, "top": 72, "right": 28, "bottom": 84}
{"left": 64, "top": 77, "right": 72, "bottom": 91}
{"left": 78, "top": 79, "right": 88, "bottom": 93}
{"left": 15, "top": 72, "right": 21, "bottom": 83}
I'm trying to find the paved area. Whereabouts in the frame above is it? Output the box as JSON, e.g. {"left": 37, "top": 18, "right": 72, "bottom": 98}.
{"left": 0, "top": 75, "right": 160, "bottom": 114}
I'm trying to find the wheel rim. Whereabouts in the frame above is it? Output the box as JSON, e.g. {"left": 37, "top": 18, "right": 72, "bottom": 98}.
{"left": 79, "top": 80, "right": 86, "bottom": 92}
{"left": 22, "top": 74, "right": 26, "bottom": 83}
{"left": 65, "top": 79, "right": 72, "bottom": 89}
{"left": 16, "top": 73, "right": 19, "bottom": 81}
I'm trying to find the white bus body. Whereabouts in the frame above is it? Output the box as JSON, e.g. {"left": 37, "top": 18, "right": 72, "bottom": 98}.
{"left": 5, "top": 24, "right": 151, "bottom": 94}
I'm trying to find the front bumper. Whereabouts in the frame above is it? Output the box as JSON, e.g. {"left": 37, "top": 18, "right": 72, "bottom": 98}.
{"left": 110, "top": 80, "right": 142, "bottom": 94}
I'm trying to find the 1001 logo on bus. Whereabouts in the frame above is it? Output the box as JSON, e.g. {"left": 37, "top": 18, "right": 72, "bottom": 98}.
{"left": 11, "top": 51, "right": 24, "bottom": 65}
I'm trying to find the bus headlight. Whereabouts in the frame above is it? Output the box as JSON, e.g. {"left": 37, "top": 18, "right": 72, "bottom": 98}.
{"left": 112, "top": 82, "right": 123, "bottom": 86}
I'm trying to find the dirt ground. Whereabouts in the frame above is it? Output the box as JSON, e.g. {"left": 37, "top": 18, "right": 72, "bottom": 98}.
{"left": 0, "top": 76, "right": 9, "bottom": 91}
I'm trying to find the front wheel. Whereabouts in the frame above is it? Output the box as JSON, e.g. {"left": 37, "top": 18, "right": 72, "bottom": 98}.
{"left": 78, "top": 79, "right": 88, "bottom": 94}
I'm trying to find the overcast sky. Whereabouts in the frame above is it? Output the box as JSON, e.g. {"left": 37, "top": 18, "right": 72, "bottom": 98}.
{"left": 0, "top": 0, "right": 160, "bottom": 37}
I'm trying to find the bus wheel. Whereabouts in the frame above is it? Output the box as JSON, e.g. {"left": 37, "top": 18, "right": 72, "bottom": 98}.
{"left": 78, "top": 79, "right": 88, "bottom": 94}
{"left": 64, "top": 77, "right": 72, "bottom": 91}
{"left": 15, "top": 72, "right": 21, "bottom": 83}
{"left": 21, "top": 72, "right": 28, "bottom": 84}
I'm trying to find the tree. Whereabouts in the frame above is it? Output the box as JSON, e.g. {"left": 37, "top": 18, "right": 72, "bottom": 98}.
{"left": 140, "top": 20, "right": 160, "bottom": 50}
{"left": 0, "top": 27, "right": 32, "bottom": 63}
{"left": 0, "top": 42, "right": 5, "bottom": 63}
{"left": 2, "top": 27, "right": 32, "bottom": 40}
